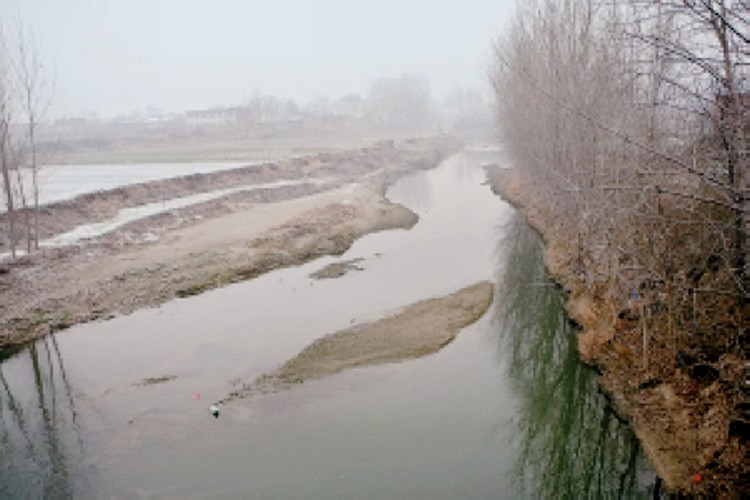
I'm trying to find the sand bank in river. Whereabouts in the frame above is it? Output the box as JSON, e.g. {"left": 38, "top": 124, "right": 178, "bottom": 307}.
{"left": 222, "top": 281, "right": 494, "bottom": 402}
{"left": 0, "top": 136, "right": 461, "bottom": 351}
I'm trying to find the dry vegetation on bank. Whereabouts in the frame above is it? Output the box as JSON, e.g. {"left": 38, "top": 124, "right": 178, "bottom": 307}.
{"left": 491, "top": 0, "right": 747, "bottom": 495}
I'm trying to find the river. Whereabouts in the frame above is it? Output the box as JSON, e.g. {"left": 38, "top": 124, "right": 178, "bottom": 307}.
{"left": 0, "top": 150, "right": 656, "bottom": 497}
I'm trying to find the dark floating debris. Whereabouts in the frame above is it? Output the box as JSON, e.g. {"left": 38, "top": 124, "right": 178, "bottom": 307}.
{"left": 133, "top": 375, "right": 177, "bottom": 386}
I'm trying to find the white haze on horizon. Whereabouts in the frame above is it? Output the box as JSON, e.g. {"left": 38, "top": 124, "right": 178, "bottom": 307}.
{"left": 0, "top": 0, "right": 515, "bottom": 119}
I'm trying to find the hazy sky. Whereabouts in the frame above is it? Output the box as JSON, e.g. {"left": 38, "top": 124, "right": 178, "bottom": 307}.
{"left": 1, "top": 0, "right": 515, "bottom": 118}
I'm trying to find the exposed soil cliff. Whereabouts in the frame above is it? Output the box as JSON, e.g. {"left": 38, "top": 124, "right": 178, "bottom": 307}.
{"left": 486, "top": 166, "right": 748, "bottom": 497}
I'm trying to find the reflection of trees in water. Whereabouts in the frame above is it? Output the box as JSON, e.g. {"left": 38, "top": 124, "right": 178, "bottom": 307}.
{"left": 495, "top": 213, "right": 654, "bottom": 498}
{"left": 0, "top": 335, "right": 83, "bottom": 497}
{"left": 388, "top": 152, "right": 488, "bottom": 215}
{"left": 387, "top": 167, "right": 433, "bottom": 215}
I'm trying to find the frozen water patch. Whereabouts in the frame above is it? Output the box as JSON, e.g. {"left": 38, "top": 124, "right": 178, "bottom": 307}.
{"left": 24, "top": 161, "right": 256, "bottom": 207}
{"left": 41, "top": 178, "right": 331, "bottom": 248}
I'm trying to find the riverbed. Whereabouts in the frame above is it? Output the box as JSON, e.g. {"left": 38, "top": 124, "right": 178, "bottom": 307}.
{"left": 0, "top": 150, "right": 656, "bottom": 497}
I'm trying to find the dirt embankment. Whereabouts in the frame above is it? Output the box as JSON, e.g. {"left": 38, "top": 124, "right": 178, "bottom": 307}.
{"left": 0, "top": 136, "right": 461, "bottom": 352}
{"left": 1, "top": 137, "right": 453, "bottom": 247}
{"left": 221, "top": 281, "right": 494, "bottom": 402}
{"left": 485, "top": 166, "right": 747, "bottom": 497}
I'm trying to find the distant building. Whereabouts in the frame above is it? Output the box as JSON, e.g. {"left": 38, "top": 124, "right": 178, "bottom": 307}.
{"left": 185, "top": 108, "right": 239, "bottom": 127}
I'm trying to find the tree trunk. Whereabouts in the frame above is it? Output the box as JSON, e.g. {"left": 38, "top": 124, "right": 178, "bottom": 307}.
{"left": 1, "top": 153, "right": 16, "bottom": 259}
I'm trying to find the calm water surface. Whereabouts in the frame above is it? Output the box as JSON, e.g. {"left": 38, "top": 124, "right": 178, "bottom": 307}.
{"left": 0, "top": 150, "right": 655, "bottom": 497}
{"left": 23, "top": 161, "right": 252, "bottom": 206}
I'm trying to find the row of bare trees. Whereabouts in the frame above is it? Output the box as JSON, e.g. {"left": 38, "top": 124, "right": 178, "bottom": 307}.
{"left": 492, "top": 0, "right": 747, "bottom": 369}
{"left": 366, "top": 74, "right": 436, "bottom": 132}
{"left": 0, "top": 21, "right": 50, "bottom": 259}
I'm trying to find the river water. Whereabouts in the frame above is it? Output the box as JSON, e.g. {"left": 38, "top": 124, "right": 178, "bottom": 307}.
{"left": 18, "top": 161, "right": 252, "bottom": 206}
{"left": 0, "top": 150, "right": 656, "bottom": 497}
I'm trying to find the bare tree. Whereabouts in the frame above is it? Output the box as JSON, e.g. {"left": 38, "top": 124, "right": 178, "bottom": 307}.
{"left": 492, "top": 0, "right": 747, "bottom": 374}
{"left": 621, "top": 0, "right": 748, "bottom": 295}
{"left": 491, "top": 2, "right": 747, "bottom": 490}
{"left": 0, "top": 20, "right": 51, "bottom": 257}
{"left": 16, "top": 21, "right": 50, "bottom": 251}
{"left": 367, "top": 74, "right": 435, "bottom": 132}
{"left": 0, "top": 27, "right": 18, "bottom": 258}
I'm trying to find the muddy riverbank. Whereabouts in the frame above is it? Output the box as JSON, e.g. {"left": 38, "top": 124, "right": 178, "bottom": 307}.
{"left": 0, "top": 136, "right": 461, "bottom": 351}
{"left": 485, "top": 166, "right": 747, "bottom": 497}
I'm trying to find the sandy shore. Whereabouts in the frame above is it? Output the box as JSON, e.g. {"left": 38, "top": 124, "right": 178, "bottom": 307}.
{"left": 221, "top": 281, "right": 494, "bottom": 402}
{"left": 485, "top": 165, "right": 746, "bottom": 496}
{"left": 0, "top": 136, "right": 461, "bottom": 351}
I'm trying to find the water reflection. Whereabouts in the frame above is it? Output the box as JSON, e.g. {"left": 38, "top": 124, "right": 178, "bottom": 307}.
{"left": 495, "top": 213, "right": 655, "bottom": 499}
{"left": 0, "top": 336, "right": 84, "bottom": 497}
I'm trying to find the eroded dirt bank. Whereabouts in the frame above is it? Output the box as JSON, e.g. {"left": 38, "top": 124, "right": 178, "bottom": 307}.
{"left": 485, "top": 166, "right": 747, "bottom": 497}
{"left": 0, "top": 136, "right": 461, "bottom": 351}
{"left": 221, "top": 281, "right": 494, "bottom": 402}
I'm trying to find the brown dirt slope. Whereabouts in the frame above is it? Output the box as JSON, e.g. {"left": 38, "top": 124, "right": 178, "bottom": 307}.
{"left": 485, "top": 165, "right": 748, "bottom": 497}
